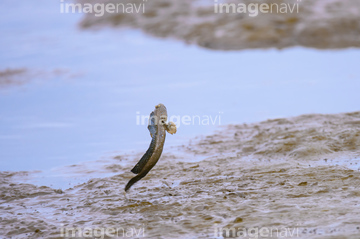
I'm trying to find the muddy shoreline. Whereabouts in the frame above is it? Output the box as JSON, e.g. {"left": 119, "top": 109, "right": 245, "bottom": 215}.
{"left": 77, "top": 0, "right": 360, "bottom": 51}
{"left": 1, "top": 111, "right": 360, "bottom": 238}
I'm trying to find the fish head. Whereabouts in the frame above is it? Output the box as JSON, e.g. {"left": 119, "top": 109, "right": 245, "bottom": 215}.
{"left": 155, "top": 103, "right": 168, "bottom": 125}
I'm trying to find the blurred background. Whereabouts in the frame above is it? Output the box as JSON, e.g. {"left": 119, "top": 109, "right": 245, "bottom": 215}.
{"left": 0, "top": 0, "right": 359, "bottom": 173}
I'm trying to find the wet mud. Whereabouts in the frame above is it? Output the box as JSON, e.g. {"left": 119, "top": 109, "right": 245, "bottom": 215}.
{"left": 1, "top": 112, "right": 360, "bottom": 238}
{"left": 0, "top": 68, "right": 79, "bottom": 89}
{"left": 77, "top": 0, "right": 360, "bottom": 51}
{"left": 0, "top": 68, "right": 29, "bottom": 88}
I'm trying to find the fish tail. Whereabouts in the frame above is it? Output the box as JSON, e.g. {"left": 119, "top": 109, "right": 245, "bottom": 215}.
{"left": 125, "top": 171, "right": 149, "bottom": 192}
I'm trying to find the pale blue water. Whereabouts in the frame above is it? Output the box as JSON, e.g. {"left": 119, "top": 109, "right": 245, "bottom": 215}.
{"left": 0, "top": 0, "right": 359, "bottom": 172}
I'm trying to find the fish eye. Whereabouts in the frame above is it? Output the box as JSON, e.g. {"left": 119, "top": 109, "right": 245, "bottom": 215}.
{"left": 160, "top": 115, "right": 167, "bottom": 124}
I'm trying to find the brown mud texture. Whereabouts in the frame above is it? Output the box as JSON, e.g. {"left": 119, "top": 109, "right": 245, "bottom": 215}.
{"left": 1, "top": 111, "right": 360, "bottom": 238}
{"left": 78, "top": 0, "right": 360, "bottom": 51}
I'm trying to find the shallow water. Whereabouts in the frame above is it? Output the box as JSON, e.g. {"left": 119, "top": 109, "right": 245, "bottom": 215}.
{"left": 1, "top": 0, "right": 360, "bottom": 238}
{"left": 1, "top": 0, "right": 360, "bottom": 174}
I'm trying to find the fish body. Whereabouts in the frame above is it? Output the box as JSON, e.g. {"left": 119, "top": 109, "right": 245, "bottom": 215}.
{"left": 125, "top": 104, "right": 176, "bottom": 191}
